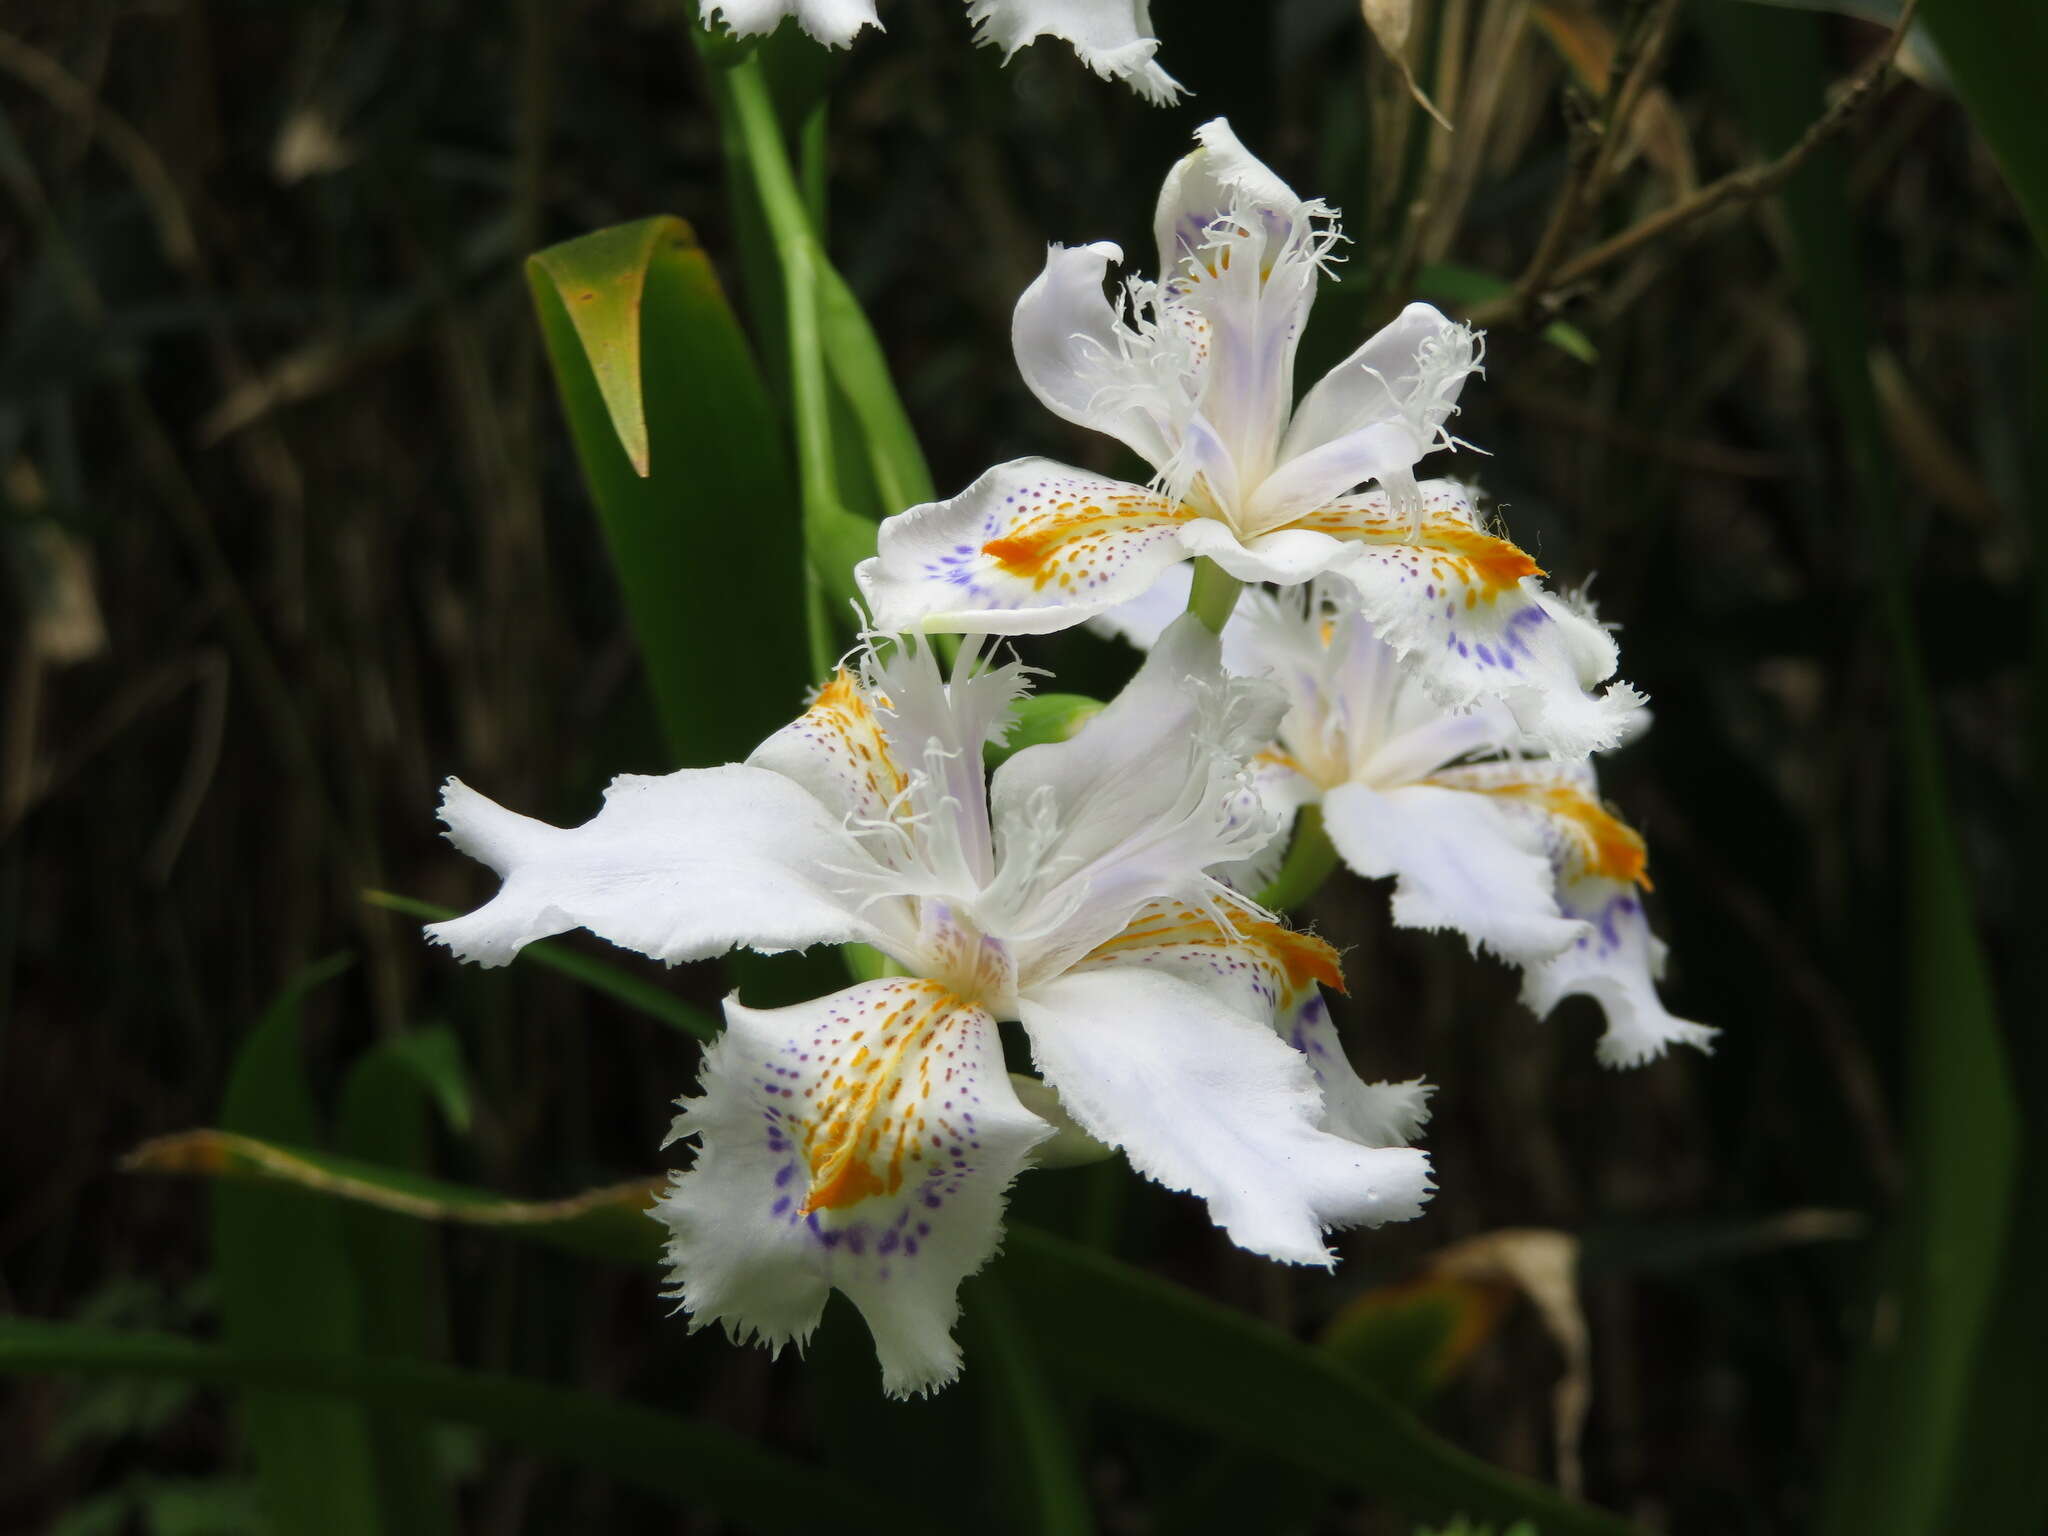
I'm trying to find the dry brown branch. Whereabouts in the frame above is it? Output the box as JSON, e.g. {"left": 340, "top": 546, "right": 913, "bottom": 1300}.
{"left": 1476, "top": 0, "right": 1921, "bottom": 328}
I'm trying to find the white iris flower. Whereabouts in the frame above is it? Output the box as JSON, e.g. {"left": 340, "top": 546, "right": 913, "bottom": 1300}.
{"left": 426, "top": 616, "right": 1430, "bottom": 1395}
{"left": 1101, "top": 573, "right": 1717, "bottom": 1069}
{"left": 857, "top": 119, "right": 1645, "bottom": 758}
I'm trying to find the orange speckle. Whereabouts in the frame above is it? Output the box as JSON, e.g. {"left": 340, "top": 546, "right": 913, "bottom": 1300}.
{"left": 1245, "top": 919, "right": 1348, "bottom": 995}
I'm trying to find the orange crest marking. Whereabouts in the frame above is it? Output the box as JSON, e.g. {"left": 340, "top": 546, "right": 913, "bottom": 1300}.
{"left": 796, "top": 667, "right": 908, "bottom": 817}
{"left": 1476, "top": 779, "right": 1651, "bottom": 887}
{"left": 980, "top": 494, "right": 1194, "bottom": 590}
{"left": 1089, "top": 901, "right": 1347, "bottom": 999}
{"left": 797, "top": 980, "right": 977, "bottom": 1215}
{"left": 1291, "top": 505, "right": 1543, "bottom": 599}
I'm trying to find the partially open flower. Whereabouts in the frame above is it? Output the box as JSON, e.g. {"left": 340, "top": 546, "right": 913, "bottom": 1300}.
{"left": 1100, "top": 572, "right": 1715, "bottom": 1069}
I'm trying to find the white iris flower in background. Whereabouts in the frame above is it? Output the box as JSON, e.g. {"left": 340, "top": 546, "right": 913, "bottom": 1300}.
{"left": 1100, "top": 571, "right": 1716, "bottom": 1069}
{"left": 857, "top": 119, "right": 1644, "bottom": 757}
{"left": 702, "top": 0, "right": 1183, "bottom": 105}
{"left": 426, "top": 616, "right": 1429, "bottom": 1395}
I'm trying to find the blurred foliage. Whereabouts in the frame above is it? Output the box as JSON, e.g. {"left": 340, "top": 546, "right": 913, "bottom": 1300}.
{"left": 1, "top": 0, "right": 2040, "bottom": 1531}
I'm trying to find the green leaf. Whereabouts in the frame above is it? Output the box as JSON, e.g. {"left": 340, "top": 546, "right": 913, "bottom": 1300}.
{"left": 817, "top": 259, "right": 935, "bottom": 513}
{"left": 965, "top": 1274, "right": 1093, "bottom": 1535}
{"left": 985, "top": 694, "right": 1105, "bottom": 767}
{"left": 336, "top": 1034, "right": 465, "bottom": 1536}
{"left": 364, "top": 890, "right": 718, "bottom": 1041}
{"left": 212, "top": 955, "right": 386, "bottom": 1536}
{"left": 1321, "top": 1274, "right": 1508, "bottom": 1410}
{"left": 1002, "top": 1229, "right": 1643, "bottom": 1536}
{"left": 1699, "top": 11, "right": 2020, "bottom": 1533}
{"left": 0, "top": 1319, "right": 935, "bottom": 1536}
{"left": 1416, "top": 261, "right": 1597, "bottom": 363}
{"left": 528, "top": 216, "right": 809, "bottom": 765}
{"left": 132, "top": 1127, "right": 1632, "bottom": 1534}
{"left": 1920, "top": 0, "right": 2048, "bottom": 253}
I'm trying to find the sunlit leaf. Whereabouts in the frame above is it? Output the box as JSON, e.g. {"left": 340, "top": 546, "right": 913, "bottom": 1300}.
{"left": 528, "top": 216, "right": 809, "bottom": 764}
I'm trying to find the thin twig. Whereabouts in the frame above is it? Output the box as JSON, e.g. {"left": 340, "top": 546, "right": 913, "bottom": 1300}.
{"left": 1475, "top": 0, "right": 1921, "bottom": 327}
{"left": 1510, "top": 0, "right": 1682, "bottom": 319}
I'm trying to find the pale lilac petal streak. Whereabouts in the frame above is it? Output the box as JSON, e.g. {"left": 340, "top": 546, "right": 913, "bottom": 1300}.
{"left": 1522, "top": 876, "right": 1718, "bottom": 1069}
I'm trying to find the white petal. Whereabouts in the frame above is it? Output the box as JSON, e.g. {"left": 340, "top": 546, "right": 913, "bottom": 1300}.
{"left": 747, "top": 667, "right": 911, "bottom": 834}
{"left": 1246, "top": 420, "right": 1435, "bottom": 532}
{"left": 857, "top": 459, "right": 1201, "bottom": 635}
{"left": 425, "top": 768, "right": 877, "bottom": 968}
{"left": 965, "top": 0, "right": 1183, "bottom": 104}
{"left": 1086, "top": 559, "right": 1194, "bottom": 653}
{"left": 982, "top": 614, "right": 1284, "bottom": 978}
{"left": 703, "top": 0, "right": 879, "bottom": 48}
{"left": 1322, "top": 781, "right": 1587, "bottom": 962}
{"left": 1152, "top": 120, "right": 1335, "bottom": 492}
{"left": 1070, "top": 898, "right": 1419, "bottom": 1145}
{"left": 1522, "top": 877, "right": 1717, "bottom": 1069}
{"left": 1302, "top": 483, "right": 1645, "bottom": 756}
{"left": 656, "top": 980, "right": 1052, "bottom": 1397}
{"left": 1267, "top": 303, "right": 1480, "bottom": 518}
{"left": 1180, "top": 518, "right": 1364, "bottom": 587}
{"left": 1283, "top": 990, "right": 1434, "bottom": 1147}
{"left": 1011, "top": 243, "right": 1180, "bottom": 470}
{"left": 1426, "top": 759, "right": 1713, "bottom": 1068}
{"left": 1153, "top": 118, "right": 1312, "bottom": 278}
{"left": 1021, "top": 966, "right": 1431, "bottom": 1264}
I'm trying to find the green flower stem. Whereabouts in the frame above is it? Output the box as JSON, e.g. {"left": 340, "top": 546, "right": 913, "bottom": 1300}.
{"left": 1256, "top": 805, "right": 1342, "bottom": 913}
{"left": 718, "top": 53, "right": 843, "bottom": 681}
{"left": 1186, "top": 557, "right": 1243, "bottom": 633}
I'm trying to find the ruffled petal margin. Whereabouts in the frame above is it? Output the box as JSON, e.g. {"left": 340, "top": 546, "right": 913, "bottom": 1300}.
{"left": 1295, "top": 483, "right": 1645, "bottom": 757}
{"left": 1020, "top": 964, "right": 1431, "bottom": 1266}
{"left": 426, "top": 767, "right": 877, "bottom": 968}
{"left": 656, "top": 979, "right": 1052, "bottom": 1398}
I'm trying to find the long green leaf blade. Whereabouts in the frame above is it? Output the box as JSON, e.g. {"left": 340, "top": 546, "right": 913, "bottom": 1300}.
{"left": 1699, "top": 11, "right": 2020, "bottom": 1532}
{"left": 133, "top": 1128, "right": 1639, "bottom": 1533}
{"left": 334, "top": 1031, "right": 467, "bottom": 1536}
{"left": 0, "top": 1319, "right": 934, "bottom": 1536}
{"left": 1002, "top": 1229, "right": 1641, "bottom": 1536}
{"left": 213, "top": 956, "right": 386, "bottom": 1536}
{"left": 364, "top": 890, "right": 719, "bottom": 1040}
{"left": 1920, "top": 0, "right": 2048, "bottom": 252}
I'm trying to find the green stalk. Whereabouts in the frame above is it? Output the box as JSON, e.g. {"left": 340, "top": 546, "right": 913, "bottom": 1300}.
{"left": 1186, "top": 557, "right": 1242, "bottom": 633}
{"left": 1255, "top": 804, "right": 1342, "bottom": 913}
{"left": 717, "top": 53, "right": 854, "bottom": 679}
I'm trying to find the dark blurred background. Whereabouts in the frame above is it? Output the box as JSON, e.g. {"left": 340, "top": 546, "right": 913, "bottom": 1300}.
{"left": 2, "top": 0, "right": 2036, "bottom": 1530}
